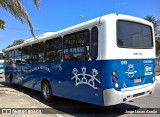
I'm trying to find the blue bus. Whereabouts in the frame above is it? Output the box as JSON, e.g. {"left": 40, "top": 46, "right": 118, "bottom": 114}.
{"left": 0, "top": 52, "right": 4, "bottom": 77}
{"left": 4, "top": 14, "right": 156, "bottom": 106}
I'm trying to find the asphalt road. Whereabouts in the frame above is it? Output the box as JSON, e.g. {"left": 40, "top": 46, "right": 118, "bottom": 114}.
{"left": 0, "top": 74, "right": 160, "bottom": 117}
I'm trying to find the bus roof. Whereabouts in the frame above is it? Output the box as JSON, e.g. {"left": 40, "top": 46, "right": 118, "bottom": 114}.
{"left": 5, "top": 13, "right": 153, "bottom": 52}
{"left": 5, "top": 15, "right": 101, "bottom": 52}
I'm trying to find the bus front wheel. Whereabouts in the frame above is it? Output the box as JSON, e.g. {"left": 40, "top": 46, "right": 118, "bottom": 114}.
{"left": 41, "top": 81, "right": 53, "bottom": 102}
{"left": 9, "top": 74, "right": 16, "bottom": 87}
{"left": 9, "top": 74, "right": 13, "bottom": 82}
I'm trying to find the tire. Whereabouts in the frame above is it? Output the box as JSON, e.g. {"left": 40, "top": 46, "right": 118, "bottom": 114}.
{"left": 9, "top": 74, "right": 15, "bottom": 87}
{"left": 9, "top": 74, "right": 13, "bottom": 82}
{"left": 41, "top": 81, "right": 53, "bottom": 102}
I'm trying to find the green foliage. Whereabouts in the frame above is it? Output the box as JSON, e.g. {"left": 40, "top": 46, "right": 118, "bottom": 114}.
{"left": 33, "top": 0, "right": 40, "bottom": 10}
{"left": 144, "top": 16, "right": 160, "bottom": 36}
{"left": 0, "top": 0, "right": 40, "bottom": 37}
{"left": 7, "top": 39, "right": 24, "bottom": 48}
{"left": 0, "top": 19, "right": 5, "bottom": 29}
{"left": 144, "top": 16, "right": 160, "bottom": 56}
{"left": 156, "top": 38, "right": 160, "bottom": 55}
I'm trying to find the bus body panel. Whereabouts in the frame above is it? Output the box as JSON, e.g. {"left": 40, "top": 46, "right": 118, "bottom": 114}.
{"left": 5, "top": 61, "right": 105, "bottom": 105}
{"left": 0, "top": 52, "right": 4, "bottom": 74}
{"left": 102, "top": 14, "right": 155, "bottom": 60}
{"left": 5, "top": 59, "right": 155, "bottom": 106}
{"left": 112, "top": 59, "right": 155, "bottom": 90}
{"left": 103, "top": 81, "right": 156, "bottom": 106}
{"left": 0, "top": 60, "right": 4, "bottom": 75}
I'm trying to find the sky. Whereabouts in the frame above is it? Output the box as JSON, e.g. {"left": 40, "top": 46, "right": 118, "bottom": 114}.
{"left": 0, "top": 0, "right": 160, "bottom": 50}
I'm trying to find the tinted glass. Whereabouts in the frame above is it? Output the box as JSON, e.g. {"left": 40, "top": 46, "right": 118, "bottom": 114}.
{"left": 32, "top": 42, "right": 44, "bottom": 62}
{"left": 45, "top": 37, "right": 62, "bottom": 61}
{"left": 15, "top": 48, "right": 21, "bottom": 56}
{"left": 91, "top": 27, "right": 98, "bottom": 60}
{"left": 63, "top": 29, "right": 90, "bottom": 61}
{"left": 0, "top": 53, "right": 3, "bottom": 60}
{"left": 22, "top": 46, "right": 31, "bottom": 63}
{"left": 117, "top": 20, "right": 153, "bottom": 49}
{"left": 15, "top": 48, "right": 21, "bottom": 63}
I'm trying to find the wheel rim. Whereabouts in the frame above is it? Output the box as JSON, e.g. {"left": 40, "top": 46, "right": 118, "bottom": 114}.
{"left": 43, "top": 84, "right": 50, "bottom": 99}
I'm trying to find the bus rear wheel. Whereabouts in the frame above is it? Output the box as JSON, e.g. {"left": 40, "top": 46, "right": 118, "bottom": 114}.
{"left": 41, "top": 81, "right": 53, "bottom": 102}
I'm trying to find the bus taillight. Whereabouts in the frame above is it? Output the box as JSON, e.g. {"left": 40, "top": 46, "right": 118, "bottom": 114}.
{"left": 112, "top": 71, "right": 116, "bottom": 76}
{"left": 113, "top": 77, "right": 118, "bottom": 82}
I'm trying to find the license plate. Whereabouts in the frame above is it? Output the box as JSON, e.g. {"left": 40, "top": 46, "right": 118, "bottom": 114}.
{"left": 134, "top": 78, "right": 142, "bottom": 84}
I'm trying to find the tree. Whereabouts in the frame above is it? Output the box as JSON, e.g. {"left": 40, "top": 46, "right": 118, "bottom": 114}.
{"left": 6, "top": 39, "right": 24, "bottom": 48}
{"left": 0, "top": 0, "right": 40, "bottom": 37}
{"left": 0, "top": 19, "right": 5, "bottom": 29}
{"left": 144, "top": 16, "right": 160, "bottom": 56}
{"left": 156, "top": 38, "right": 160, "bottom": 55}
{"left": 144, "top": 16, "right": 160, "bottom": 36}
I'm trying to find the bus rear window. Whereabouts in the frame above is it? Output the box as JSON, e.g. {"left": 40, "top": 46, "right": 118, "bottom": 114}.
{"left": 117, "top": 20, "right": 153, "bottom": 49}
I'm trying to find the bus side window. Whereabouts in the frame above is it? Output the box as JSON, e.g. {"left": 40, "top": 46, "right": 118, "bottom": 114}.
{"left": 45, "top": 40, "right": 51, "bottom": 61}
{"left": 15, "top": 48, "right": 22, "bottom": 63}
{"left": 51, "top": 37, "right": 62, "bottom": 61}
{"left": 91, "top": 27, "right": 98, "bottom": 60}
{"left": 45, "top": 37, "right": 62, "bottom": 62}
{"left": 22, "top": 46, "right": 31, "bottom": 63}
{"left": 8, "top": 50, "right": 15, "bottom": 63}
{"left": 32, "top": 42, "right": 44, "bottom": 62}
{"left": 63, "top": 34, "right": 76, "bottom": 61}
{"left": 8, "top": 51, "right": 12, "bottom": 63}
{"left": 5, "top": 51, "right": 9, "bottom": 64}
{"left": 63, "top": 29, "right": 90, "bottom": 61}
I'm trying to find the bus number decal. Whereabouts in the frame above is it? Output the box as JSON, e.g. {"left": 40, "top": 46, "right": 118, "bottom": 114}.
{"left": 121, "top": 61, "right": 127, "bottom": 65}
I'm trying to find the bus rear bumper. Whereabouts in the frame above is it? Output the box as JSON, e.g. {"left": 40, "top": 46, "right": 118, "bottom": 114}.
{"left": 103, "top": 81, "right": 156, "bottom": 106}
